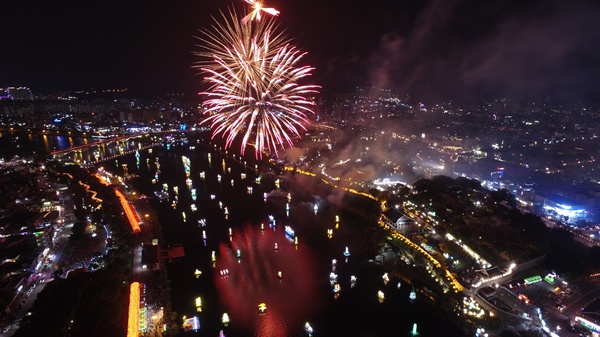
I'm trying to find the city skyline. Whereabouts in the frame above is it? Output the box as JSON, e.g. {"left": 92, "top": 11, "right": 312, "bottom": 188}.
{"left": 1, "top": 0, "right": 599, "bottom": 103}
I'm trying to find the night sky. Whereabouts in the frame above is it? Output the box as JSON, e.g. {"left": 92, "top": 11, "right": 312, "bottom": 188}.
{"left": 1, "top": 0, "right": 599, "bottom": 103}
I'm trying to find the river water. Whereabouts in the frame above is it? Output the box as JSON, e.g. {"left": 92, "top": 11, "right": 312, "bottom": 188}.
{"left": 113, "top": 139, "right": 463, "bottom": 337}
{"left": 0, "top": 132, "right": 464, "bottom": 337}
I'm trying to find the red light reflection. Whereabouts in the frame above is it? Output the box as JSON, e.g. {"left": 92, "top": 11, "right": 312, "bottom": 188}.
{"left": 214, "top": 223, "right": 318, "bottom": 336}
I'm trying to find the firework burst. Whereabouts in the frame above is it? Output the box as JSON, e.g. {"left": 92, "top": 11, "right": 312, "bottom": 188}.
{"left": 241, "top": 0, "right": 280, "bottom": 24}
{"left": 195, "top": 8, "right": 320, "bottom": 158}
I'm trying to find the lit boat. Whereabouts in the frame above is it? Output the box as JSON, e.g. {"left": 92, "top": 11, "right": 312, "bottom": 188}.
{"left": 277, "top": 271, "right": 283, "bottom": 279}
{"left": 222, "top": 313, "right": 230, "bottom": 324}
{"left": 343, "top": 247, "right": 351, "bottom": 257}
{"left": 304, "top": 322, "right": 314, "bottom": 335}
{"left": 195, "top": 297, "right": 202, "bottom": 312}
{"left": 378, "top": 290, "right": 385, "bottom": 303}
{"left": 333, "top": 283, "right": 341, "bottom": 293}
{"left": 285, "top": 226, "right": 295, "bottom": 239}
{"left": 274, "top": 242, "right": 279, "bottom": 250}
{"left": 382, "top": 273, "right": 390, "bottom": 284}
{"left": 409, "top": 287, "right": 416, "bottom": 301}
{"left": 258, "top": 303, "right": 267, "bottom": 314}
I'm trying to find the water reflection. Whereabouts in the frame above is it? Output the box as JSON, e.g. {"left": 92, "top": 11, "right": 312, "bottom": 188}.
{"left": 214, "top": 224, "right": 318, "bottom": 337}
{"left": 100, "top": 142, "right": 463, "bottom": 337}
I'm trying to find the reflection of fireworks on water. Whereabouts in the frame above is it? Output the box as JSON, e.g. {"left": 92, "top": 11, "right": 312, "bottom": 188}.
{"left": 214, "top": 224, "right": 317, "bottom": 336}
{"left": 195, "top": 8, "right": 320, "bottom": 158}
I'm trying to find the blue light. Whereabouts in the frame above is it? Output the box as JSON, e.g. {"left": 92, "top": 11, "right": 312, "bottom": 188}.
{"left": 285, "top": 225, "right": 295, "bottom": 239}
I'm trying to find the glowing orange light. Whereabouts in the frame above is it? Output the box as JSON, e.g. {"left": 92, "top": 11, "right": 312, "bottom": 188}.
{"left": 115, "top": 189, "right": 141, "bottom": 233}
{"left": 127, "top": 282, "right": 140, "bottom": 337}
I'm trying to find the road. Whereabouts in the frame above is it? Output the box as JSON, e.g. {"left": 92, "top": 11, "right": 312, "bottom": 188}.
{"left": 1, "top": 187, "right": 75, "bottom": 337}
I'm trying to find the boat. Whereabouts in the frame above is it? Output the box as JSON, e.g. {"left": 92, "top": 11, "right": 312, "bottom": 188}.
{"left": 222, "top": 313, "right": 230, "bottom": 325}
{"left": 382, "top": 273, "right": 390, "bottom": 284}
{"left": 277, "top": 271, "right": 283, "bottom": 279}
{"left": 343, "top": 247, "right": 350, "bottom": 257}
{"left": 304, "top": 322, "right": 314, "bottom": 335}
{"left": 258, "top": 303, "right": 267, "bottom": 314}
{"left": 409, "top": 286, "right": 416, "bottom": 301}
{"left": 274, "top": 242, "right": 279, "bottom": 250}
{"left": 377, "top": 290, "right": 385, "bottom": 302}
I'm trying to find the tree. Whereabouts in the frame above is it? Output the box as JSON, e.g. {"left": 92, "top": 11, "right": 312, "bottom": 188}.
{"left": 69, "top": 221, "right": 87, "bottom": 242}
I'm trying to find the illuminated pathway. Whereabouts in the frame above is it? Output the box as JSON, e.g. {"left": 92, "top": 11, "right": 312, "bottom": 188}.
{"left": 283, "top": 166, "right": 463, "bottom": 293}
{"left": 283, "top": 166, "right": 377, "bottom": 201}
{"left": 78, "top": 181, "right": 103, "bottom": 208}
{"left": 115, "top": 189, "right": 141, "bottom": 233}
{"left": 379, "top": 219, "right": 464, "bottom": 293}
{"left": 94, "top": 173, "right": 141, "bottom": 233}
{"left": 127, "top": 282, "right": 141, "bottom": 337}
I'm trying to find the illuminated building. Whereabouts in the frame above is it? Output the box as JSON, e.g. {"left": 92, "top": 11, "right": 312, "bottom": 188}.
{"left": 382, "top": 208, "right": 416, "bottom": 232}
{"left": 0, "top": 87, "right": 34, "bottom": 100}
{"left": 542, "top": 195, "right": 587, "bottom": 224}
{"left": 575, "top": 298, "right": 600, "bottom": 335}
{"left": 330, "top": 86, "right": 410, "bottom": 121}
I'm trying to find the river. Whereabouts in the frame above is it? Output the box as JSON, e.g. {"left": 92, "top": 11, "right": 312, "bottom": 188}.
{"left": 110, "top": 138, "right": 463, "bottom": 337}
{"left": 0, "top": 131, "right": 464, "bottom": 336}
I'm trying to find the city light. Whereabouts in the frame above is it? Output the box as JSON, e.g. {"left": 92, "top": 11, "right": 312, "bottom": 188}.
{"left": 127, "top": 282, "right": 140, "bottom": 337}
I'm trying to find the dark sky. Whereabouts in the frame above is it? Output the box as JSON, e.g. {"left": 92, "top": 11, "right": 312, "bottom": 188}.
{"left": 1, "top": 0, "right": 599, "bottom": 103}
